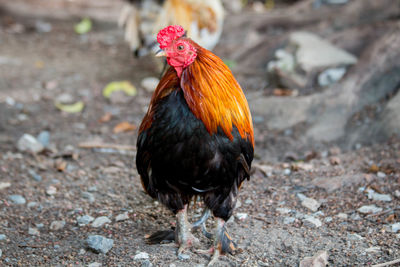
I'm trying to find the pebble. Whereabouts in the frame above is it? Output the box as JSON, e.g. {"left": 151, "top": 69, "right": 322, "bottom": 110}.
{"left": 27, "top": 202, "right": 38, "bottom": 208}
{"left": 367, "top": 189, "right": 392, "bottom": 202}
{"left": 17, "top": 134, "right": 44, "bottom": 153}
{"left": 115, "top": 212, "right": 129, "bottom": 222}
{"left": 46, "top": 185, "right": 57, "bottom": 196}
{"left": 303, "top": 216, "right": 322, "bottom": 228}
{"left": 56, "top": 93, "right": 74, "bottom": 104}
{"left": 88, "top": 186, "right": 98, "bottom": 192}
{"left": 35, "top": 20, "right": 52, "bottom": 33}
{"left": 337, "top": 213, "right": 348, "bottom": 220}
{"left": 141, "top": 77, "right": 159, "bottom": 92}
{"left": 28, "top": 170, "right": 42, "bottom": 181}
{"left": 8, "top": 195, "right": 26, "bottom": 205}
{"left": 36, "top": 223, "right": 44, "bottom": 228}
{"left": 235, "top": 213, "right": 248, "bottom": 221}
{"left": 92, "top": 216, "right": 111, "bottom": 228}
{"left": 299, "top": 250, "right": 328, "bottom": 267}
{"left": 244, "top": 198, "right": 253, "bottom": 205}
{"left": 88, "top": 263, "right": 102, "bottom": 267}
{"left": 301, "top": 197, "right": 321, "bottom": 212}
{"left": 283, "top": 168, "right": 291, "bottom": 176}
{"left": 318, "top": 67, "right": 346, "bottom": 87}
{"left": 357, "top": 205, "right": 383, "bottom": 214}
{"left": 296, "top": 193, "right": 307, "bottom": 201}
{"left": 0, "top": 182, "right": 11, "bottom": 190}
{"left": 0, "top": 249, "right": 2, "bottom": 258}
{"left": 86, "top": 235, "right": 114, "bottom": 254}
{"left": 365, "top": 246, "right": 381, "bottom": 253}
{"left": 50, "top": 220, "right": 65, "bottom": 231}
{"left": 324, "top": 217, "right": 333, "bottom": 222}
{"left": 395, "top": 190, "right": 400, "bottom": 198}
{"left": 134, "top": 252, "right": 150, "bottom": 260}
{"left": 82, "top": 192, "right": 95, "bottom": 203}
{"left": 377, "top": 171, "right": 386, "bottom": 178}
{"left": 350, "top": 213, "right": 361, "bottom": 220}
{"left": 276, "top": 207, "right": 292, "bottom": 214}
{"left": 37, "top": 131, "right": 50, "bottom": 147}
{"left": 141, "top": 260, "right": 153, "bottom": 267}
{"left": 28, "top": 227, "right": 40, "bottom": 236}
{"left": 283, "top": 217, "right": 295, "bottom": 224}
{"left": 0, "top": 234, "right": 6, "bottom": 241}
{"left": 77, "top": 215, "right": 95, "bottom": 226}
{"left": 348, "top": 233, "right": 363, "bottom": 240}
{"left": 391, "top": 222, "right": 400, "bottom": 233}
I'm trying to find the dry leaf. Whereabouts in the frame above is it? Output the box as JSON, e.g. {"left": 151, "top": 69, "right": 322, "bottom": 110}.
{"left": 113, "top": 122, "right": 136, "bottom": 133}
{"left": 99, "top": 113, "right": 112, "bottom": 123}
{"left": 55, "top": 159, "right": 67, "bottom": 172}
{"left": 273, "top": 88, "right": 293, "bottom": 96}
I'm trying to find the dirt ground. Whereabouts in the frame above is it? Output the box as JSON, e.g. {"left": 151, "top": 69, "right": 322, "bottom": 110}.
{"left": 0, "top": 14, "right": 400, "bottom": 267}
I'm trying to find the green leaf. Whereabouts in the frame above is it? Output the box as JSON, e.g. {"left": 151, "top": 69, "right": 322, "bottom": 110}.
{"left": 55, "top": 101, "right": 85, "bottom": 113}
{"left": 103, "top": 81, "right": 137, "bottom": 99}
{"left": 74, "top": 18, "right": 92, "bottom": 34}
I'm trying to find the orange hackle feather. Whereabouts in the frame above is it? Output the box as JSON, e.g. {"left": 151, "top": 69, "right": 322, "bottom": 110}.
{"left": 139, "top": 40, "right": 254, "bottom": 147}
{"left": 181, "top": 41, "right": 254, "bottom": 146}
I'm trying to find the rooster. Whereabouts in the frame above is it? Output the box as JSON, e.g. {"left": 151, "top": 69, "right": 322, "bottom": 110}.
{"left": 136, "top": 25, "right": 254, "bottom": 265}
{"left": 118, "top": 0, "right": 224, "bottom": 56}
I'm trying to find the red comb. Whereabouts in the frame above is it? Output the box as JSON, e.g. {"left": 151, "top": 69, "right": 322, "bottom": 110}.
{"left": 157, "top": 25, "right": 185, "bottom": 49}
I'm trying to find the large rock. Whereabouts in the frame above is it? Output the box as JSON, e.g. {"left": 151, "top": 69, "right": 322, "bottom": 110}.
{"left": 289, "top": 31, "right": 357, "bottom": 73}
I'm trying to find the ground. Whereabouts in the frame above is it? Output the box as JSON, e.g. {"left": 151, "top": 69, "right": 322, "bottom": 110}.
{"left": 0, "top": 14, "right": 399, "bottom": 267}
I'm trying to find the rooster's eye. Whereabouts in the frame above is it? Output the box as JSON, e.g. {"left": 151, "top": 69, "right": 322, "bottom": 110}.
{"left": 177, "top": 45, "right": 184, "bottom": 51}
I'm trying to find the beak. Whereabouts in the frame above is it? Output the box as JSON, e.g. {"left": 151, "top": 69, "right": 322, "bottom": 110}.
{"left": 155, "top": 49, "right": 166, "bottom": 57}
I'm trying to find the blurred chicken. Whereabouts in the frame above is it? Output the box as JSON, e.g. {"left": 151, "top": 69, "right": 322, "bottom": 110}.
{"left": 118, "top": 0, "right": 224, "bottom": 56}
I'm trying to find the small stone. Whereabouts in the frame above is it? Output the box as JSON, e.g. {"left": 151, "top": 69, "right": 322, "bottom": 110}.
{"left": 178, "top": 253, "right": 190, "bottom": 260}
{"left": 358, "top": 205, "right": 383, "bottom": 214}
{"left": 276, "top": 207, "right": 292, "bottom": 214}
{"left": 36, "top": 223, "right": 44, "bottom": 228}
{"left": 82, "top": 192, "right": 95, "bottom": 203}
{"left": 303, "top": 216, "right": 322, "bottom": 228}
{"left": 37, "top": 131, "right": 50, "bottom": 147}
{"left": 50, "top": 220, "right": 65, "bottom": 231}
{"left": 301, "top": 198, "right": 321, "bottom": 212}
{"left": 297, "top": 193, "right": 307, "bottom": 201}
{"left": 299, "top": 250, "right": 328, "bottom": 267}
{"left": 134, "top": 252, "right": 149, "bottom": 260}
{"left": 0, "top": 249, "right": 2, "bottom": 258}
{"left": 283, "top": 168, "right": 291, "bottom": 176}
{"left": 77, "top": 215, "right": 94, "bottom": 226}
{"left": 367, "top": 189, "right": 392, "bottom": 202}
{"left": 86, "top": 235, "right": 114, "bottom": 254}
{"left": 235, "top": 213, "right": 248, "bottom": 221}
{"left": 115, "top": 212, "right": 129, "bottom": 222}
{"left": 0, "top": 182, "right": 11, "bottom": 190}
{"left": 35, "top": 20, "right": 52, "bottom": 33}
{"left": 141, "top": 77, "right": 159, "bottom": 92}
{"left": 244, "top": 198, "right": 253, "bottom": 205}
{"left": 337, "top": 213, "right": 348, "bottom": 220}
{"left": 79, "top": 248, "right": 86, "bottom": 255}
{"left": 365, "top": 246, "right": 381, "bottom": 253}
{"left": 9, "top": 195, "right": 26, "bottom": 205}
{"left": 391, "top": 222, "right": 400, "bottom": 233}
{"left": 46, "top": 185, "right": 57, "bottom": 196}
{"left": 350, "top": 213, "right": 361, "bottom": 220}
{"left": 377, "top": 172, "right": 386, "bottom": 178}
{"left": 88, "top": 186, "right": 98, "bottom": 192}
{"left": 56, "top": 93, "right": 74, "bottom": 104}
{"left": 0, "top": 234, "right": 6, "bottom": 241}
{"left": 92, "top": 216, "right": 111, "bottom": 228}
{"left": 318, "top": 67, "right": 346, "bottom": 87}
{"left": 348, "top": 233, "right": 363, "bottom": 241}
{"left": 283, "top": 217, "right": 295, "bottom": 224}
{"left": 17, "top": 134, "right": 44, "bottom": 153}
{"left": 88, "top": 263, "right": 102, "bottom": 267}
{"left": 27, "top": 202, "right": 38, "bottom": 208}
{"left": 28, "top": 227, "right": 40, "bottom": 236}
{"left": 28, "top": 170, "right": 42, "bottom": 181}
{"left": 395, "top": 190, "right": 400, "bottom": 198}
{"left": 141, "top": 260, "right": 153, "bottom": 267}
{"left": 324, "top": 217, "right": 333, "bottom": 222}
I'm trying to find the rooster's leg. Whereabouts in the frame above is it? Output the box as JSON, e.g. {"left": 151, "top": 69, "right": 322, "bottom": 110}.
{"left": 206, "top": 217, "right": 238, "bottom": 266}
{"left": 176, "top": 204, "right": 198, "bottom": 259}
{"left": 191, "top": 208, "right": 213, "bottom": 239}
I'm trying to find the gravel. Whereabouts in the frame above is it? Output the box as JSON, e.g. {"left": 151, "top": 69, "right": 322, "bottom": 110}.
{"left": 357, "top": 205, "right": 383, "bottom": 214}
{"left": 77, "top": 215, "right": 95, "bottom": 226}
{"left": 134, "top": 252, "right": 150, "bottom": 260}
{"left": 50, "top": 220, "right": 66, "bottom": 231}
{"left": 16, "top": 134, "right": 44, "bottom": 153}
{"left": 301, "top": 197, "right": 321, "bottom": 212}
